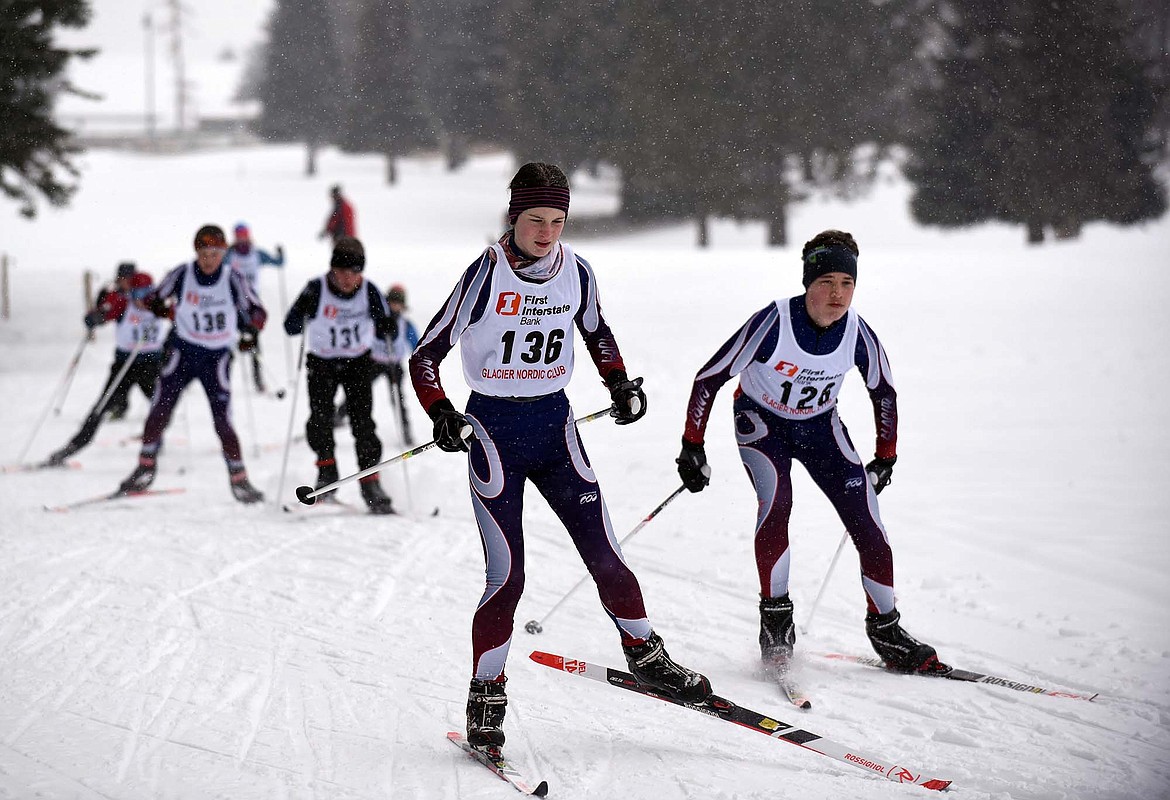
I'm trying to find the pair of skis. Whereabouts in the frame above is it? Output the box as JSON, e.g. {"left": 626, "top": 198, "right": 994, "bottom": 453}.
{"left": 43, "top": 487, "right": 184, "bottom": 513}
{"left": 449, "top": 650, "right": 953, "bottom": 795}
{"left": 452, "top": 647, "right": 1098, "bottom": 795}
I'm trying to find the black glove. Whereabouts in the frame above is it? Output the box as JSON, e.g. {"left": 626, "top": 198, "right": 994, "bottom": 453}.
{"left": 606, "top": 370, "right": 648, "bottom": 425}
{"left": 83, "top": 309, "right": 104, "bottom": 329}
{"left": 238, "top": 326, "right": 258, "bottom": 352}
{"left": 865, "top": 455, "right": 897, "bottom": 494}
{"left": 676, "top": 439, "right": 711, "bottom": 493}
{"left": 429, "top": 398, "right": 473, "bottom": 453}
{"left": 147, "top": 295, "right": 170, "bottom": 318}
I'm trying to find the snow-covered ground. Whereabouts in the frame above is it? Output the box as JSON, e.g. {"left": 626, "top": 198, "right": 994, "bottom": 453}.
{"left": 0, "top": 146, "right": 1168, "bottom": 799}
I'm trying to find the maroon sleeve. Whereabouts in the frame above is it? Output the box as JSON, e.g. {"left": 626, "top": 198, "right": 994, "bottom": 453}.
{"left": 855, "top": 316, "right": 898, "bottom": 460}
{"left": 682, "top": 304, "right": 779, "bottom": 445}
{"left": 409, "top": 252, "right": 494, "bottom": 415}
{"left": 573, "top": 257, "right": 626, "bottom": 385}
{"left": 99, "top": 292, "right": 129, "bottom": 323}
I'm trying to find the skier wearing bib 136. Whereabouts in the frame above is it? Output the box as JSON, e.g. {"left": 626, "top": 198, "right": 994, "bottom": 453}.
{"left": 283, "top": 237, "right": 398, "bottom": 514}
{"left": 117, "top": 224, "right": 268, "bottom": 503}
{"left": 675, "top": 229, "right": 949, "bottom": 676}
{"left": 409, "top": 162, "right": 712, "bottom": 750}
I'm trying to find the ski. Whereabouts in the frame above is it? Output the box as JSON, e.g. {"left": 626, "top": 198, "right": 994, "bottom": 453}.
{"left": 820, "top": 653, "right": 1098, "bottom": 702}
{"left": 44, "top": 487, "right": 186, "bottom": 513}
{"left": 530, "top": 651, "right": 951, "bottom": 791}
{"left": 2, "top": 460, "right": 81, "bottom": 474}
{"left": 765, "top": 663, "right": 813, "bottom": 710}
{"left": 447, "top": 732, "right": 549, "bottom": 796}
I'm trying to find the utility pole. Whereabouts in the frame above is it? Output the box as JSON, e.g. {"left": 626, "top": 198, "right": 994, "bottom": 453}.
{"left": 168, "top": 0, "right": 187, "bottom": 132}
{"left": 143, "top": 12, "right": 157, "bottom": 145}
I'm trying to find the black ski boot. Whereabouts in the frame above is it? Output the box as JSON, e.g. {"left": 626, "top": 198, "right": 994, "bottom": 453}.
{"left": 623, "top": 632, "right": 712, "bottom": 703}
{"left": 466, "top": 677, "right": 507, "bottom": 748}
{"left": 44, "top": 442, "right": 80, "bottom": 468}
{"left": 118, "top": 457, "right": 156, "bottom": 494}
{"left": 359, "top": 478, "right": 395, "bottom": 515}
{"left": 759, "top": 594, "right": 796, "bottom": 670}
{"left": 865, "top": 609, "right": 949, "bottom": 674}
{"left": 229, "top": 469, "right": 265, "bottom": 504}
{"left": 314, "top": 458, "right": 339, "bottom": 500}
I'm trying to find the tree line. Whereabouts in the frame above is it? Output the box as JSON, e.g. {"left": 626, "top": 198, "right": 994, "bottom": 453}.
{"left": 4, "top": 0, "right": 1167, "bottom": 242}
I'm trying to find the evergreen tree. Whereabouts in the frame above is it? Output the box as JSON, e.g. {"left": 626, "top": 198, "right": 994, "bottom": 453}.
{"left": 342, "top": 0, "right": 434, "bottom": 184}
{"left": 412, "top": 0, "right": 508, "bottom": 170}
{"left": 496, "top": 0, "right": 626, "bottom": 175}
{"left": 258, "top": 0, "right": 344, "bottom": 176}
{"left": 0, "top": 0, "right": 94, "bottom": 218}
{"left": 907, "top": 0, "right": 1166, "bottom": 242}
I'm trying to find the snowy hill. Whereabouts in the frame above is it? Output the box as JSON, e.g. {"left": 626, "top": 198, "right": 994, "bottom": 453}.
{"left": 0, "top": 146, "right": 1168, "bottom": 799}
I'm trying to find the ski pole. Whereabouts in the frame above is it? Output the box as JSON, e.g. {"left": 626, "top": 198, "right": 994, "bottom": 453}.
{"left": 277, "top": 264, "right": 294, "bottom": 383}
{"left": 255, "top": 353, "right": 287, "bottom": 399}
{"left": 90, "top": 340, "right": 143, "bottom": 420}
{"left": 800, "top": 530, "right": 849, "bottom": 635}
{"left": 52, "top": 331, "right": 94, "bottom": 416}
{"left": 273, "top": 332, "right": 307, "bottom": 510}
{"left": 17, "top": 332, "right": 92, "bottom": 463}
{"left": 525, "top": 484, "right": 688, "bottom": 635}
{"left": 294, "top": 439, "right": 447, "bottom": 505}
{"left": 237, "top": 348, "right": 261, "bottom": 458}
{"left": 293, "top": 404, "right": 615, "bottom": 507}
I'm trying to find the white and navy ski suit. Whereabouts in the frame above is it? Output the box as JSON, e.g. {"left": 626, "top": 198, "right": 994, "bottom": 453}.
{"left": 410, "top": 237, "right": 652, "bottom": 681}
{"left": 684, "top": 295, "right": 900, "bottom": 614}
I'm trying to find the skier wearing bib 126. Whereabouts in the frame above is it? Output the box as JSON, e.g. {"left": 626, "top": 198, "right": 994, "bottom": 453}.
{"left": 676, "top": 230, "right": 949, "bottom": 676}
{"left": 409, "top": 162, "right": 712, "bottom": 750}
{"left": 117, "top": 224, "right": 268, "bottom": 503}
{"left": 43, "top": 267, "right": 169, "bottom": 466}
{"left": 283, "top": 237, "right": 398, "bottom": 514}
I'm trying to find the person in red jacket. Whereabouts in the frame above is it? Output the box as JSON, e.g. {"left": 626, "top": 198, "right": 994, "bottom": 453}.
{"left": 320, "top": 185, "right": 356, "bottom": 243}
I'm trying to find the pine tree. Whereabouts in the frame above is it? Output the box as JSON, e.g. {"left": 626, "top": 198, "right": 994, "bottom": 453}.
{"left": 342, "top": 0, "right": 434, "bottom": 184}
{"left": 496, "top": 0, "right": 625, "bottom": 175}
{"left": 258, "top": 0, "right": 344, "bottom": 176}
{"left": 907, "top": 0, "right": 1166, "bottom": 242}
{"left": 412, "top": 0, "right": 508, "bottom": 170}
{"left": 0, "top": 0, "right": 94, "bottom": 218}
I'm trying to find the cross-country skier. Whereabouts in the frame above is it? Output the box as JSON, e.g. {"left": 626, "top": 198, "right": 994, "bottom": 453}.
{"left": 675, "top": 229, "right": 949, "bottom": 676}
{"left": 225, "top": 222, "right": 284, "bottom": 392}
{"left": 43, "top": 269, "right": 169, "bottom": 466}
{"left": 117, "top": 224, "right": 267, "bottom": 503}
{"left": 283, "top": 237, "right": 398, "bottom": 514}
{"left": 368, "top": 283, "right": 418, "bottom": 446}
{"left": 319, "top": 185, "right": 356, "bottom": 243}
{"left": 409, "top": 162, "right": 712, "bottom": 750}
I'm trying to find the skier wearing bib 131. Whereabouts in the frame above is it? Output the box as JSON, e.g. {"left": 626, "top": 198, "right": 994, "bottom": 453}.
{"left": 283, "top": 236, "right": 398, "bottom": 514}
{"left": 409, "top": 162, "right": 712, "bottom": 750}
{"left": 675, "top": 229, "right": 949, "bottom": 676}
{"left": 117, "top": 224, "right": 268, "bottom": 503}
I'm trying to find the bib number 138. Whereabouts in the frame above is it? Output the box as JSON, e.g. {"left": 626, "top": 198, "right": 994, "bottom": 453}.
{"left": 500, "top": 329, "right": 564, "bottom": 365}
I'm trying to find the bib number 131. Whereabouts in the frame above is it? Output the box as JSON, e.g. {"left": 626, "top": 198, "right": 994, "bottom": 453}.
{"left": 500, "top": 329, "right": 565, "bottom": 365}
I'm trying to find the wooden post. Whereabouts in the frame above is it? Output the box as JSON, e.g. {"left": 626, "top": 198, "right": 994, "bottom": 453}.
{"left": 1, "top": 254, "right": 9, "bottom": 320}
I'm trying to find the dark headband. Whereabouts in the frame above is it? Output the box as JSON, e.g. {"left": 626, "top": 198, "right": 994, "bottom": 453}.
{"left": 508, "top": 186, "right": 570, "bottom": 224}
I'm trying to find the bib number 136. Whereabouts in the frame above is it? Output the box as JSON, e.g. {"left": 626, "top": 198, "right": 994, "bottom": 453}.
{"left": 500, "top": 329, "right": 564, "bottom": 365}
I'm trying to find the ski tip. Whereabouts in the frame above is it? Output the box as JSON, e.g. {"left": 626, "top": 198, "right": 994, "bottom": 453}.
{"left": 532, "top": 779, "right": 549, "bottom": 796}
{"left": 798, "top": 698, "right": 812, "bottom": 710}
{"left": 922, "top": 778, "right": 952, "bottom": 791}
{"left": 528, "top": 651, "right": 563, "bottom": 669}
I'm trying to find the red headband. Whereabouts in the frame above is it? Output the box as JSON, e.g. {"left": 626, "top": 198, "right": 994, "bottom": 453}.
{"left": 508, "top": 186, "right": 570, "bottom": 224}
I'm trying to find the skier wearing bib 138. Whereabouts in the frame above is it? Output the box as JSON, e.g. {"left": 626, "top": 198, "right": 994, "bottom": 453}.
{"left": 283, "top": 237, "right": 398, "bottom": 514}
{"left": 675, "top": 229, "right": 949, "bottom": 676}
{"left": 117, "top": 224, "right": 268, "bottom": 503}
{"left": 409, "top": 162, "right": 712, "bottom": 750}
